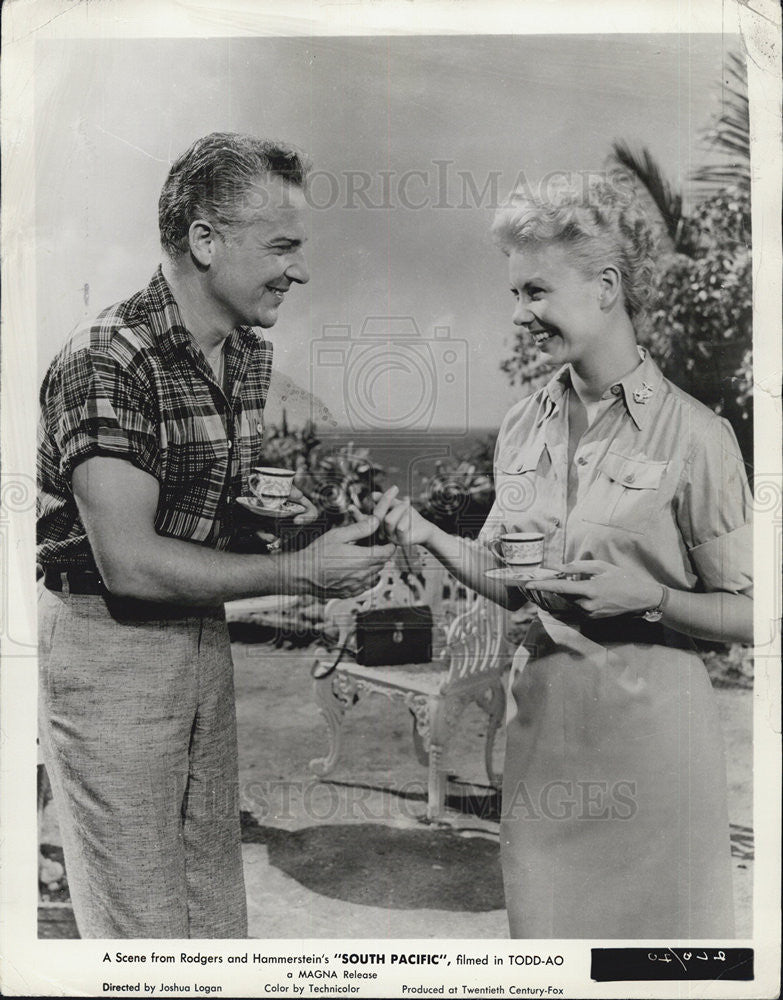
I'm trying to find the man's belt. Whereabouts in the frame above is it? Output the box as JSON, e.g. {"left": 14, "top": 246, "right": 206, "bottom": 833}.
{"left": 43, "top": 567, "right": 104, "bottom": 595}
{"left": 41, "top": 566, "right": 217, "bottom": 620}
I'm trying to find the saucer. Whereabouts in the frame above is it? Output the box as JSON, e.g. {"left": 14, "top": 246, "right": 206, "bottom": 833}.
{"left": 236, "top": 496, "right": 306, "bottom": 520}
{"left": 485, "top": 566, "right": 565, "bottom": 585}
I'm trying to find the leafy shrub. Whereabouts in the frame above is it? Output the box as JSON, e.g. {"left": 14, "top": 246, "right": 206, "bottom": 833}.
{"left": 640, "top": 186, "right": 753, "bottom": 467}
{"left": 702, "top": 643, "right": 753, "bottom": 689}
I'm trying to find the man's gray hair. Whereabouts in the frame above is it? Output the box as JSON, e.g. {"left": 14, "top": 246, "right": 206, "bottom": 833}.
{"left": 159, "top": 132, "right": 310, "bottom": 257}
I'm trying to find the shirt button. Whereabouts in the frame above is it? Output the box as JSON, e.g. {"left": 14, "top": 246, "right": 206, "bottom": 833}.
{"left": 256, "top": 423, "right": 263, "bottom": 434}
{"left": 552, "top": 517, "right": 561, "bottom": 528}
{"left": 227, "top": 439, "right": 233, "bottom": 450}
{"left": 624, "top": 473, "right": 635, "bottom": 483}
{"left": 611, "top": 384, "right": 622, "bottom": 396}
{"left": 577, "top": 456, "right": 588, "bottom": 466}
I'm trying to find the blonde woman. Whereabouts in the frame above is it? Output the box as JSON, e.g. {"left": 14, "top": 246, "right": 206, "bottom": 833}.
{"left": 376, "top": 176, "right": 752, "bottom": 938}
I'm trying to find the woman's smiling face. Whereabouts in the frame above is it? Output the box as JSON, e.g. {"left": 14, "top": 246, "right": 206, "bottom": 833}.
{"left": 508, "top": 241, "right": 604, "bottom": 368}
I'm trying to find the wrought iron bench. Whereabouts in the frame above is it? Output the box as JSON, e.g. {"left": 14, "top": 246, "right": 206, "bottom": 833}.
{"left": 309, "top": 547, "right": 511, "bottom": 821}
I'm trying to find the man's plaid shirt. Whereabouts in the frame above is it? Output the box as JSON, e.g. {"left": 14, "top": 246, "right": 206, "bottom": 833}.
{"left": 38, "top": 267, "right": 274, "bottom": 570}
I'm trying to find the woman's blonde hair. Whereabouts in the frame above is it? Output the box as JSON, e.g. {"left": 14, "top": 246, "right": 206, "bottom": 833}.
{"left": 491, "top": 171, "right": 660, "bottom": 319}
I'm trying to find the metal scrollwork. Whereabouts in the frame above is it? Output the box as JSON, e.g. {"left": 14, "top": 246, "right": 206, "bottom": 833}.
{"left": 402, "top": 692, "right": 432, "bottom": 747}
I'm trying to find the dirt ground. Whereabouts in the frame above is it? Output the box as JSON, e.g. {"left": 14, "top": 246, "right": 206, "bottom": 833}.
{"left": 39, "top": 642, "right": 753, "bottom": 939}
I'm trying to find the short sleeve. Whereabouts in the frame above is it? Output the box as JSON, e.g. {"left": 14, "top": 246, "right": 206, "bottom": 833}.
{"left": 47, "top": 346, "right": 160, "bottom": 484}
{"left": 675, "top": 416, "right": 752, "bottom": 595}
{"left": 478, "top": 500, "right": 508, "bottom": 549}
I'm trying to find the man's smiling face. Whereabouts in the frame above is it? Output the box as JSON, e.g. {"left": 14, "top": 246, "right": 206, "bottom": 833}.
{"left": 206, "top": 173, "right": 310, "bottom": 329}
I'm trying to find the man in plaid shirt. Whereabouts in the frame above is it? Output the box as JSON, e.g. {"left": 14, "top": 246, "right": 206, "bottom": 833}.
{"left": 37, "top": 133, "right": 396, "bottom": 938}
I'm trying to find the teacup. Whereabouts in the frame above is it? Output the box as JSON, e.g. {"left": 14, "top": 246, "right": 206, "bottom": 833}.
{"left": 248, "top": 467, "right": 295, "bottom": 510}
{"left": 489, "top": 531, "right": 545, "bottom": 566}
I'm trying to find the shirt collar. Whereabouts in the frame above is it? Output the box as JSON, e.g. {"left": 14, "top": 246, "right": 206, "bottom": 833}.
{"left": 136, "top": 266, "right": 272, "bottom": 387}
{"left": 134, "top": 266, "right": 193, "bottom": 367}
{"left": 605, "top": 346, "right": 664, "bottom": 429}
{"left": 223, "top": 325, "right": 273, "bottom": 399}
{"left": 539, "top": 346, "right": 664, "bottom": 431}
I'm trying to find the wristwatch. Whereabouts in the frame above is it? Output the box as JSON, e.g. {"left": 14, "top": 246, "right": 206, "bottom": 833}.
{"left": 641, "top": 585, "right": 669, "bottom": 623}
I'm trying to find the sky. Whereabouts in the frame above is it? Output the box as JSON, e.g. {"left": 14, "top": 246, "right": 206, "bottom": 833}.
{"left": 35, "top": 33, "right": 739, "bottom": 431}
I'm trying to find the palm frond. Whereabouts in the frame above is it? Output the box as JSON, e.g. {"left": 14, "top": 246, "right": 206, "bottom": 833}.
{"left": 724, "top": 50, "right": 748, "bottom": 90}
{"left": 690, "top": 167, "right": 749, "bottom": 186}
{"left": 693, "top": 51, "right": 750, "bottom": 196}
{"left": 610, "top": 140, "right": 687, "bottom": 251}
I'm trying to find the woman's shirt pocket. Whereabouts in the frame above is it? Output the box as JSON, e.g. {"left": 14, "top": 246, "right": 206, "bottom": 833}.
{"left": 493, "top": 440, "right": 549, "bottom": 520}
{"left": 578, "top": 450, "right": 669, "bottom": 535}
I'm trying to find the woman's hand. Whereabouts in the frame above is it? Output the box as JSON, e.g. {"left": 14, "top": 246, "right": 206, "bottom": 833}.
{"left": 528, "top": 559, "right": 663, "bottom": 618}
{"left": 374, "top": 492, "right": 436, "bottom": 549}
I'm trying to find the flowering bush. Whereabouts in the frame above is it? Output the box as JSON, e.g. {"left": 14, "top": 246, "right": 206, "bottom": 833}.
{"left": 296, "top": 445, "right": 385, "bottom": 528}
{"left": 413, "top": 435, "right": 496, "bottom": 539}
{"left": 258, "top": 417, "right": 386, "bottom": 528}
{"left": 256, "top": 416, "right": 321, "bottom": 474}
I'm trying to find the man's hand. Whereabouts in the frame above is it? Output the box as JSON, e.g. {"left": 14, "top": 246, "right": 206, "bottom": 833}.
{"left": 72, "top": 455, "right": 395, "bottom": 604}
{"left": 289, "top": 485, "right": 319, "bottom": 524}
{"left": 70, "top": 455, "right": 387, "bottom": 605}
{"left": 290, "top": 516, "right": 397, "bottom": 600}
